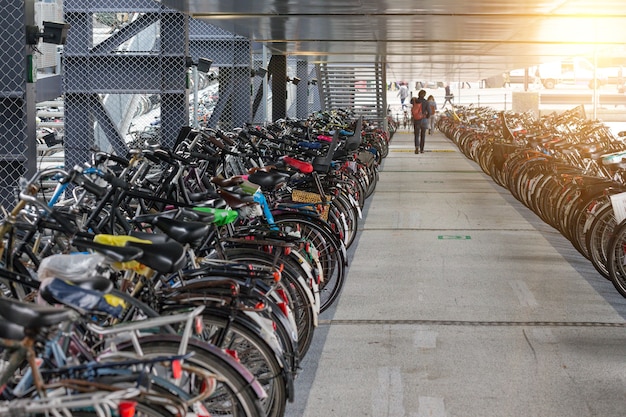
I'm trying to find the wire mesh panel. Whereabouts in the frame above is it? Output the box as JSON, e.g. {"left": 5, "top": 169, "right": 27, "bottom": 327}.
{"left": 319, "top": 62, "right": 386, "bottom": 123}
{"left": 189, "top": 19, "right": 251, "bottom": 132}
{"left": 63, "top": 1, "right": 189, "bottom": 170}
{"left": 61, "top": 6, "right": 254, "bottom": 173}
{"left": 0, "top": 0, "right": 28, "bottom": 207}
{"left": 3, "top": 0, "right": 333, "bottom": 211}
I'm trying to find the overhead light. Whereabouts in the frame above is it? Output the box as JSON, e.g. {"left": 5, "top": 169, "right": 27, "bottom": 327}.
{"left": 26, "top": 21, "right": 70, "bottom": 45}
{"left": 186, "top": 57, "right": 213, "bottom": 73}
{"left": 308, "top": 79, "right": 318, "bottom": 85}
{"left": 251, "top": 67, "right": 268, "bottom": 77}
{"left": 288, "top": 77, "right": 301, "bottom": 85}
{"left": 197, "top": 58, "right": 212, "bottom": 73}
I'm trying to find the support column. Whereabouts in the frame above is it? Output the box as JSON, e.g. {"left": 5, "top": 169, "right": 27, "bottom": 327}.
{"left": 24, "top": 1, "right": 37, "bottom": 178}
{"left": 209, "top": 67, "right": 250, "bottom": 130}
{"left": 158, "top": 12, "right": 189, "bottom": 150}
{"left": 296, "top": 60, "right": 308, "bottom": 118}
{"left": 63, "top": 7, "right": 94, "bottom": 169}
{"left": 270, "top": 55, "right": 287, "bottom": 121}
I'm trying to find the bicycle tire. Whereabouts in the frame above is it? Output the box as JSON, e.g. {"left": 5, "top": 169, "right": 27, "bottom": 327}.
{"left": 200, "top": 311, "right": 291, "bottom": 417}
{"left": 221, "top": 247, "right": 315, "bottom": 359}
{"left": 273, "top": 213, "right": 347, "bottom": 312}
{"left": 118, "top": 336, "right": 266, "bottom": 417}
{"left": 585, "top": 203, "right": 615, "bottom": 280}
{"left": 331, "top": 192, "right": 359, "bottom": 249}
{"left": 607, "top": 220, "right": 626, "bottom": 297}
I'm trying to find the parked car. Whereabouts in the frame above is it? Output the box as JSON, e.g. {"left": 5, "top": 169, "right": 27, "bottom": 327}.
{"left": 539, "top": 58, "right": 607, "bottom": 89}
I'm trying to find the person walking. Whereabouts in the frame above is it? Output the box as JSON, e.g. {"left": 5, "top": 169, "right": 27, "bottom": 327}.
{"left": 502, "top": 71, "right": 511, "bottom": 88}
{"left": 533, "top": 67, "right": 542, "bottom": 89}
{"left": 443, "top": 84, "right": 454, "bottom": 107}
{"left": 397, "top": 82, "right": 409, "bottom": 109}
{"left": 426, "top": 95, "right": 437, "bottom": 134}
{"left": 411, "top": 90, "right": 431, "bottom": 154}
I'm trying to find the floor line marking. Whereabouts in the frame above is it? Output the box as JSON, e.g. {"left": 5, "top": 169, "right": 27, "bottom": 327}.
{"left": 372, "top": 367, "right": 405, "bottom": 416}
{"left": 413, "top": 396, "right": 447, "bottom": 417}
{"left": 414, "top": 328, "right": 438, "bottom": 349}
{"left": 510, "top": 279, "right": 539, "bottom": 308}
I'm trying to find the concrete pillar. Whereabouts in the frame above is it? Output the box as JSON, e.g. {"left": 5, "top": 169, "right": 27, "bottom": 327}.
{"left": 296, "top": 60, "right": 308, "bottom": 118}
{"left": 270, "top": 55, "right": 287, "bottom": 121}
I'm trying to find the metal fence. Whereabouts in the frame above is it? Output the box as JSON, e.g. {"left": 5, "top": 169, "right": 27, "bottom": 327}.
{"left": 60, "top": 4, "right": 263, "bottom": 170}
{"left": 2, "top": 1, "right": 325, "bottom": 208}
{"left": 0, "top": 0, "right": 29, "bottom": 207}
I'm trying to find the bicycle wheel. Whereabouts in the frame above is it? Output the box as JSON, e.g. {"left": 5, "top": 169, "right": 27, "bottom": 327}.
{"left": 607, "top": 220, "right": 626, "bottom": 297}
{"left": 585, "top": 203, "right": 616, "bottom": 280}
{"left": 200, "top": 310, "right": 291, "bottom": 417}
{"left": 118, "top": 336, "right": 266, "bottom": 417}
{"left": 222, "top": 247, "right": 315, "bottom": 359}
{"left": 331, "top": 192, "right": 360, "bottom": 249}
{"left": 273, "top": 213, "right": 347, "bottom": 312}
{"left": 115, "top": 280, "right": 290, "bottom": 417}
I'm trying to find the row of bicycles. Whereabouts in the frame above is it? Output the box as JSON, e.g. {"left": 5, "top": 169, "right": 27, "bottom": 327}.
{"left": 0, "top": 110, "right": 390, "bottom": 416}
{"left": 437, "top": 104, "right": 626, "bottom": 303}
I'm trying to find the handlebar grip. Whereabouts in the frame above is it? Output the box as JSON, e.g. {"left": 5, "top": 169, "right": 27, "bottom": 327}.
{"left": 215, "top": 130, "right": 235, "bottom": 146}
{"left": 103, "top": 173, "right": 130, "bottom": 190}
{"left": 189, "top": 152, "right": 220, "bottom": 163}
{"left": 74, "top": 176, "right": 107, "bottom": 197}
{"left": 205, "top": 135, "right": 226, "bottom": 150}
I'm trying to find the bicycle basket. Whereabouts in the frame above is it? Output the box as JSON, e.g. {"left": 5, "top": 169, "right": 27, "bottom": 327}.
{"left": 291, "top": 189, "right": 331, "bottom": 221}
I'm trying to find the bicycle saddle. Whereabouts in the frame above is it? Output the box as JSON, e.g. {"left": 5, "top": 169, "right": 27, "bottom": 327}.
{"left": 0, "top": 320, "right": 26, "bottom": 341}
{"left": 188, "top": 189, "right": 221, "bottom": 203}
{"left": 248, "top": 170, "right": 291, "bottom": 190}
{"left": 211, "top": 175, "right": 244, "bottom": 188}
{"left": 132, "top": 209, "right": 180, "bottom": 224}
{"left": 126, "top": 239, "right": 187, "bottom": 274}
{"left": 190, "top": 207, "right": 238, "bottom": 226}
{"left": 129, "top": 230, "right": 171, "bottom": 244}
{"left": 217, "top": 188, "right": 257, "bottom": 209}
{"left": 154, "top": 217, "right": 210, "bottom": 245}
{"left": 282, "top": 156, "right": 313, "bottom": 174}
{"left": 72, "top": 238, "right": 144, "bottom": 264}
{"left": 0, "top": 297, "right": 77, "bottom": 331}
{"left": 39, "top": 278, "right": 125, "bottom": 318}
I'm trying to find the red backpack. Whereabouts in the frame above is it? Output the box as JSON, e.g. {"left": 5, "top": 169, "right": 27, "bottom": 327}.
{"left": 411, "top": 100, "right": 427, "bottom": 120}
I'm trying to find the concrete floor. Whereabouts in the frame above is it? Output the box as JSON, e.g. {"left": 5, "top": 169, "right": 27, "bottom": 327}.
{"left": 285, "top": 128, "right": 626, "bottom": 417}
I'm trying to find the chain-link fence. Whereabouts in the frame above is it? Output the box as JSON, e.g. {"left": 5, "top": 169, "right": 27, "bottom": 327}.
{"left": 63, "top": 2, "right": 188, "bottom": 169}
{"left": 189, "top": 19, "right": 250, "bottom": 132}
{"left": 0, "top": 1, "right": 28, "bottom": 207}
{"left": 1, "top": 1, "right": 327, "bottom": 209}
{"left": 60, "top": 3, "right": 258, "bottom": 170}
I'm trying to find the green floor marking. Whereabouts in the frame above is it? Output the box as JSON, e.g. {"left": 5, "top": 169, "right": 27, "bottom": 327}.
{"left": 438, "top": 235, "right": 472, "bottom": 240}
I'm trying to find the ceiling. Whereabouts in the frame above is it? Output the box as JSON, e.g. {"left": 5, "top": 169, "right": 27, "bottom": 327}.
{"left": 162, "top": 0, "right": 626, "bottom": 83}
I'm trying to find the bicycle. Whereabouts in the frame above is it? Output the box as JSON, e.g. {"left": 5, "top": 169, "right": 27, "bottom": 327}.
{"left": 402, "top": 109, "right": 410, "bottom": 130}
